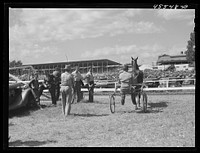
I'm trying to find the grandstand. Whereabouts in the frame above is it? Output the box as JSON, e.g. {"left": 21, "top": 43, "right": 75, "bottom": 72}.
{"left": 157, "top": 53, "right": 189, "bottom": 65}
{"left": 23, "top": 59, "right": 122, "bottom": 75}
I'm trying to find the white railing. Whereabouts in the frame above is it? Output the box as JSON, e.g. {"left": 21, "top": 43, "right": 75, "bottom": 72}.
{"left": 145, "top": 78, "right": 195, "bottom": 88}
{"left": 79, "top": 86, "right": 195, "bottom": 92}
{"left": 9, "top": 78, "right": 195, "bottom": 93}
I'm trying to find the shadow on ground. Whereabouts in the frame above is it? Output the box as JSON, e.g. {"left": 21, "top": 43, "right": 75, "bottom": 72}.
{"left": 9, "top": 140, "right": 57, "bottom": 147}
{"left": 9, "top": 104, "right": 48, "bottom": 118}
{"left": 138, "top": 101, "right": 169, "bottom": 114}
{"left": 123, "top": 101, "right": 169, "bottom": 114}
{"left": 148, "top": 101, "right": 169, "bottom": 108}
{"left": 72, "top": 113, "right": 109, "bottom": 117}
{"left": 76, "top": 100, "right": 108, "bottom": 105}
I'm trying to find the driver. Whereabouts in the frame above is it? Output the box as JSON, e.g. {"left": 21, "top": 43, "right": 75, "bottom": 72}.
{"left": 118, "top": 64, "right": 137, "bottom": 110}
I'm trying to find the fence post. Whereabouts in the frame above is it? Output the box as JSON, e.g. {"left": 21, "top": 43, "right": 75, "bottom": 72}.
{"left": 166, "top": 80, "right": 169, "bottom": 88}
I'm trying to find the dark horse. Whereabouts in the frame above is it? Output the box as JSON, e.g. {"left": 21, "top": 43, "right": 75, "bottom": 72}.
{"left": 131, "top": 57, "right": 144, "bottom": 107}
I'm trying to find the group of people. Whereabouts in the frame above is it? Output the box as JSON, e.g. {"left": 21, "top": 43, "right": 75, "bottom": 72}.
{"left": 28, "top": 61, "right": 142, "bottom": 118}
{"left": 28, "top": 65, "right": 95, "bottom": 118}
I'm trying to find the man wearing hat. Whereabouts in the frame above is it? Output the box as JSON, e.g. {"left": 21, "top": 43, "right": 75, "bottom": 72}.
{"left": 60, "top": 65, "right": 74, "bottom": 117}
{"left": 29, "top": 72, "right": 42, "bottom": 109}
{"left": 48, "top": 73, "right": 57, "bottom": 107}
{"left": 85, "top": 66, "right": 95, "bottom": 102}
{"left": 72, "top": 66, "right": 83, "bottom": 103}
{"left": 118, "top": 64, "right": 137, "bottom": 110}
{"left": 53, "top": 67, "right": 61, "bottom": 101}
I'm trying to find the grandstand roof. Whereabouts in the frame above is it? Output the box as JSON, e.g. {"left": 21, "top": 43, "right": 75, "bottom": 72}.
{"left": 157, "top": 54, "right": 188, "bottom": 64}
{"left": 23, "top": 59, "right": 122, "bottom": 67}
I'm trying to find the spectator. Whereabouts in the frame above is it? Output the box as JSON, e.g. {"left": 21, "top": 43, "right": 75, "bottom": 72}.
{"left": 85, "top": 67, "right": 95, "bottom": 102}
{"left": 72, "top": 66, "right": 83, "bottom": 103}
{"left": 60, "top": 65, "right": 74, "bottom": 117}
{"left": 47, "top": 74, "right": 57, "bottom": 107}
{"left": 28, "top": 72, "right": 43, "bottom": 109}
{"left": 53, "top": 67, "right": 61, "bottom": 101}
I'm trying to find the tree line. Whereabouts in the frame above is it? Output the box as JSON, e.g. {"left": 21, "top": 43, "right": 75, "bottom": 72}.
{"left": 9, "top": 60, "right": 23, "bottom": 68}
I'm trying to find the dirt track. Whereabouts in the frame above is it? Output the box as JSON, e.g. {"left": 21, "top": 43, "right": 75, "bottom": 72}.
{"left": 8, "top": 94, "right": 195, "bottom": 147}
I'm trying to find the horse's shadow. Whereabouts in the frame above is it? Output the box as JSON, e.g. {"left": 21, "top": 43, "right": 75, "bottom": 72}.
{"left": 126, "top": 101, "right": 169, "bottom": 114}
{"left": 9, "top": 140, "right": 57, "bottom": 147}
{"left": 9, "top": 104, "right": 48, "bottom": 118}
{"left": 79, "top": 100, "right": 108, "bottom": 104}
{"left": 72, "top": 113, "right": 109, "bottom": 117}
{"left": 148, "top": 101, "right": 169, "bottom": 108}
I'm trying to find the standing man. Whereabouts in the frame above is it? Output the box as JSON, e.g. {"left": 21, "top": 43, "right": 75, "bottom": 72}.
{"left": 85, "top": 66, "right": 95, "bottom": 102}
{"left": 48, "top": 74, "right": 57, "bottom": 107}
{"left": 60, "top": 65, "right": 74, "bottom": 117}
{"left": 118, "top": 64, "right": 137, "bottom": 110}
{"left": 53, "top": 67, "right": 61, "bottom": 101}
{"left": 72, "top": 66, "right": 83, "bottom": 103}
{"left": 29, "top": 72, "right": 42, "bottom": 109}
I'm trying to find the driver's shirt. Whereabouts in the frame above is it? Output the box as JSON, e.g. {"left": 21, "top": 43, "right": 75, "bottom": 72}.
{"left": 119, "top": 71, "right": 133, "bottom": 90}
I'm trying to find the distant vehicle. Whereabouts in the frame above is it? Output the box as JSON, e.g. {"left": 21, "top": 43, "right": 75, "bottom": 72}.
{"left": 9, "top": 74, "right": 35, "bottom": 111}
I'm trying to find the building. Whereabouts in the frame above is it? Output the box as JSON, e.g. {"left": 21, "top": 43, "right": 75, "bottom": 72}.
{"left": 174, "top": 64, "right": 194, "bottom": 71}
{"left": 139, "top": 64, "right": 153, "bottom": 71}
{"left": 157, "top": 53, "right": 189, "bottom": 65}
{"left": 23, "top": 59, "right": 122, "bottom": 75}
{"left": 152, "top": 65, "right": 171, "bottom": 71}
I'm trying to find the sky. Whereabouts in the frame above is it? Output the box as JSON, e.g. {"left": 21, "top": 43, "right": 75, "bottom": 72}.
{"left": 9, "top": 8, "right": 195, "bottom": 66}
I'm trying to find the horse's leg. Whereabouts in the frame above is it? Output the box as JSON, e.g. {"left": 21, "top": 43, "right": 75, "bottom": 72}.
{"left": 131, "top": 92, "right": 138, "bottom": 110}
{"left": 135, "top": 93, "right": 140, "bottom": 108}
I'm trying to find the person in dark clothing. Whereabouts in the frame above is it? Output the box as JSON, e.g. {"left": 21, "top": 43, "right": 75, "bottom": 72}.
{"left": 38, "top": 73, "right": 49, "bottom": 98}
{"left": 47, "top": 74, "right": 57, "bottom": 107}
{"left": 53, "top": 67, "right": 61, "bottom": 101}
{"left": 85, "top": 67, "right": 95, "bottom": 102}
{"left": 28, "top": 72, "right": 42, "bottom": 109}
{"left": 72, "top": 66, "right": 83, "bottom": 102}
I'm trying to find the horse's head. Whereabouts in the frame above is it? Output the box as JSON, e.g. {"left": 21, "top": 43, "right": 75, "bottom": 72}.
{"left": 131, "top": 57, "right": 139, "bottom": 70}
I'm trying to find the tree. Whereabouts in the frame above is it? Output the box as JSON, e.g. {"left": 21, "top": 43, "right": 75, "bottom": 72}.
{"left": 185, "top": 31, "right": 195, "bottom": 64}
{"left": 9, "top": 60, "right": 23, "bottom": 68}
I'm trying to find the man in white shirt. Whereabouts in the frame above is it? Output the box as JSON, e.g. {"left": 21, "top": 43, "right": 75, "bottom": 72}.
{"left": 60, "top": 65, "right": 74, "bottom": 117}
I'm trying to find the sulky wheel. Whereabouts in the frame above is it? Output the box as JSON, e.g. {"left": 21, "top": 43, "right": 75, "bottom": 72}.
{"left": 109, "top": 94, "right": 115, "bottom": 113}
{"left": 141, "top": 92, "right": 148, "bottom": 113}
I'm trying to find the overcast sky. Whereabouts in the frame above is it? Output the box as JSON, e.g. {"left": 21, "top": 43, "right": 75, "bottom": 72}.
{"left": 9, "top": 8, "right": 195, "bottom": 65}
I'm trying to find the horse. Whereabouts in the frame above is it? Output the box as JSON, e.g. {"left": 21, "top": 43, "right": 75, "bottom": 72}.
{"left": 131, "top": 57, "right": 144, "bottom": 108}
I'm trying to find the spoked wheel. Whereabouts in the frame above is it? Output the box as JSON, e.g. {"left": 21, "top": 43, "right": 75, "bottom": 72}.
{"left": 109, "top": 94, "right": 115, "bottom": 113}
{"left": 141, "top": 92, "right": 147, "bottom": 112}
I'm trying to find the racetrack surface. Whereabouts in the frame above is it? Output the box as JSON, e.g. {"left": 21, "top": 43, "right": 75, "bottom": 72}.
{"left": 8, "top": 94, "right": 195, "bottom": 147}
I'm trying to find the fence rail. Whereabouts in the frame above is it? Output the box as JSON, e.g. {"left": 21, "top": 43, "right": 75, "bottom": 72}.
{"left": 80, "top": 86, "right": 195, "bottom": 92}
{"left": 9, "top": 78, "right": 195, "bottom": 93}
